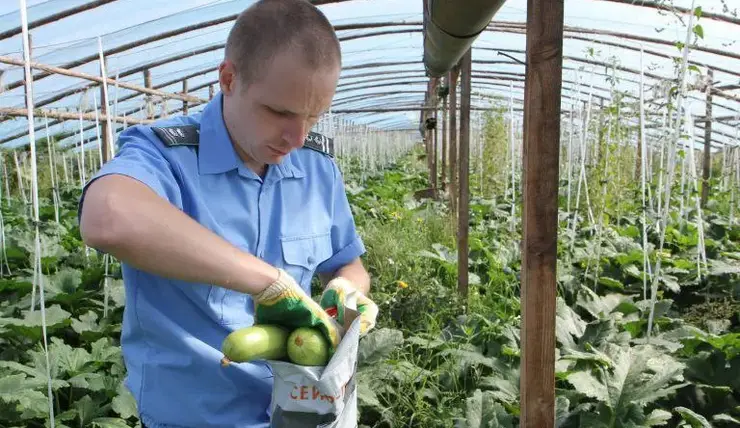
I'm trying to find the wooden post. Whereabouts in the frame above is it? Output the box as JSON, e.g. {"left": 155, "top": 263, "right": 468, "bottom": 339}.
{"left": 209, "top": 84, "right": 215, "bottom": 100}
{"left": 449, "top": 66, "right": 460, "bottom": 215}
{"left": 433, "top": 106, "right": 439, "bottom": 195}
{"left": 430, "top": 78, "right": 438, "bottom": 196}
{"left": 144, "top": 69, "right": 153, "bottom": 119}
{"left": 442, "top": 83, "right": 448, "bottom": 191}
{"left": 701, "top": 69, "right": 713, "bottom": 207}
{"left": 520, "top": 0, "right": 564, "bottom": 426}
{"left": 182, "top": 79, "right": 189, "bottom": 115}
{"left": 100, "top": 82, "right": 110, "bottom": 162}
{"left": 458, "top": 49, "right": 472, "bottom": 301}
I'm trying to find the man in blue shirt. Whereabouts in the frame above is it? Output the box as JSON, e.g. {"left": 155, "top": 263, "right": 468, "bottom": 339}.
{"left": 78, "top": 1, "right": 378, "bottom": 426}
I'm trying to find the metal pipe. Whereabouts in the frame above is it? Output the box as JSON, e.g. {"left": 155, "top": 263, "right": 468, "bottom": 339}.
{"left": 423, "top": 0, "right": 507, "bottom": 77}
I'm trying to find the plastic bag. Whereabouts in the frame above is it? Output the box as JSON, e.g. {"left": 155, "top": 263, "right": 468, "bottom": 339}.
{"left": 266, "top": 307, "right": 361, "bottom": 428}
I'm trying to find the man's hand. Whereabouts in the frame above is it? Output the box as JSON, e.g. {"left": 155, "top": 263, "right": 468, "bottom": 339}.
{"left": 319, "top": 277, "right": 378, "bottom": 336}
{"left": 253, "top": 268, "right": 342, "bottom": 354}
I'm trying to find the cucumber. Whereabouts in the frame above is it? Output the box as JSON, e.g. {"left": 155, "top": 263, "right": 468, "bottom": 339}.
{"left": 220, "top": 324, "right": 290, "bottom": 366}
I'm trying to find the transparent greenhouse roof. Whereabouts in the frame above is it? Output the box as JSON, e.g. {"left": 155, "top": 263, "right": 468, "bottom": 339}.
{"left": 0, "top": 0, "right": 738, "bottom": 152}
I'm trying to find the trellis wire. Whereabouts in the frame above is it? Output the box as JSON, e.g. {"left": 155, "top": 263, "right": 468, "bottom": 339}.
{"left": 44, "top": 113, "right": 60, "bottom": 224}
{"left": 13, "top": 150, "right": 27, "bottom": 204}
{"left": 569, "top": 71, "right": 596, "bottom": 251}
{"left": 509, "top": 82, "right": 516, "bottom": 231}
{"left": 18, "top": 0, "right": 56, "bottom": 425}
{"left": 588, "top": 113, "right": 613, "bottom": 287}
{"left": 99, "top": 36, "right": 116, "bottom": 161}
{"left": 2, "top": 153, "right": 10, "bottom": 201}
{"left": 639, "top": 45, "right": 650, "bottom": 301}
{"left": 62, "top": 151, "right": 70, "bottom": 184}
{"left": 684, "top": 108, "right": 708, "bottom": 283}
{"left": 92, "top": 91, "right": 104, "bottom": 166}
{"left": 647, "top": 0, "right": 696, "bottom": 341}
{"left": 734, "top": 144, "right": 739, "bottom": 223}
{"left": 0, "top": 153, "right": 9, "bottom": 276}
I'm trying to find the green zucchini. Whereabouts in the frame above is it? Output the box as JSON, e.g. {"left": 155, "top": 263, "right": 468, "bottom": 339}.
{"left": 220, "top": 324, "right": 290, "bottom": 366}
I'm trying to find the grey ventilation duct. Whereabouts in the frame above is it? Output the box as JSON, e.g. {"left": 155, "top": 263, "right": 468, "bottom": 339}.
{"left": 423, "top": 0, "right": 508, "bottom": 77}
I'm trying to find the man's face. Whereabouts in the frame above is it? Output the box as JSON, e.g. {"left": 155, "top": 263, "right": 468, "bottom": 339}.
{"left": 219, "top": 49, "right": 340, "bottom": 173}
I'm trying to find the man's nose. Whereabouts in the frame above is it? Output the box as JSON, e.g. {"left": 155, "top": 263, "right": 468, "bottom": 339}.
{"left": 283, "top": 118, "right": 309, "bottom": 148}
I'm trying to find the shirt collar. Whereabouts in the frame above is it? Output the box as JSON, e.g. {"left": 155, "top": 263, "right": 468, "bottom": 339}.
{"left": 198, "top": 92, "right": 305, "bottom": 180}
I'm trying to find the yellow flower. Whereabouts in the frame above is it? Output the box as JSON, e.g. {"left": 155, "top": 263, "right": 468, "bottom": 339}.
{"left": 396, "top": 280, "right": 408, "bottom": 289}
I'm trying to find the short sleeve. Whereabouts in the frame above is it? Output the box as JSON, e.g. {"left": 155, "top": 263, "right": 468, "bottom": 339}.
{"left": 78, "top": 125, "right": 183, "bottom": 221}
{"left": 316, "top": 161, "right": 366, "bottom": 274}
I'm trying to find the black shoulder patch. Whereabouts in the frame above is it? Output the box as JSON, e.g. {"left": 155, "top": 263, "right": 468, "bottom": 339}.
{"left": 302, "top": 131, "right": 334, "bottom": 158}
{"left": 152, "top": 125, "right": 200, "bottom": 147}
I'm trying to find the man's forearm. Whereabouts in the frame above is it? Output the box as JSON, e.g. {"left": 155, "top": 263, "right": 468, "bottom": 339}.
{"left": 80, "top": 175, "right": 277, "bottom": 295}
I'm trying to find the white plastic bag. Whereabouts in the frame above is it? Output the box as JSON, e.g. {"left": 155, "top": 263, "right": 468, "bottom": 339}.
{"left": 266, "top": 308, "right": 361, "bottom": 428}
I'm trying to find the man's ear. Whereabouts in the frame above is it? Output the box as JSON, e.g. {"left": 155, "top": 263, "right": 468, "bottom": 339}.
{"left": 218, "top": 59, "right": 237, "bottom": 95}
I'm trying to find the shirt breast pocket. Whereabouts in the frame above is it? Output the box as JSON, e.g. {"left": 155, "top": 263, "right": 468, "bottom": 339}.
{"left": 280, "top": 232, "right": 333, "bottom": 290}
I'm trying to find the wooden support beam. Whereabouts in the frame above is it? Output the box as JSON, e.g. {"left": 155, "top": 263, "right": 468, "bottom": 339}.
{"left": 0, "top": 16, "right": 410, "bottom": 93}
{"left": 0, "top": 107, "right": 153, "bottom": 126}
{"left": 0, "top": 55, "right": 205, "bottom": 105}
{"left": 519, "top": 0, "right": 564, "bottom": 426}
{"left": 702, "top": 69, "right": 713, "bottom": 207}
{"left": 458, "top": 49, "right": 472, "bottom": 301}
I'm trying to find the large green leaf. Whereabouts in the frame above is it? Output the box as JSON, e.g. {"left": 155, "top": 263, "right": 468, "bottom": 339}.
{"left": 111, "top": 382, "right": 138, "bottom": 419}
{"left": 357, "top": 328, "right": 403, "bottom": 367}
{"left": 566, "top": 344, "right": 688, "bottom": 426}
{"left": 576, "top": 286, "right": 627, "bottom": 320}
{"left": 91, "top": 418, "right": 133, "bottom": 428}
{"left": 0, "top": 373, "right": 49, "bottom": 419}
{"left": 461, "top": 389, "right": 514, "bottom": 428}
{"left": 713, "top": 414, "right": 740, "bottom": 425}
{"left": 556, "top": 297, "right": 586, "bottom": 350}
{"left": 645, "top": 409, "right": 672, "bottom": 426}
{"left": 0, "top": 304, "right": 71, "bottom": 340}
{"left": 674, "top": 407, "right": 712, "bottom": 428}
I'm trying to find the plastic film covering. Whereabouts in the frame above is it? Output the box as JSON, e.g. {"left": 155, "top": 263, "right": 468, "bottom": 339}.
{"left": 0, "top": 0, "right": 737, "bottom": 151}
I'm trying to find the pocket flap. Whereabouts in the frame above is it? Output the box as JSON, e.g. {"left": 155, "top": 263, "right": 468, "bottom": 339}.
{"left": 280, "top": 233, "right": 332, "bottom": 269}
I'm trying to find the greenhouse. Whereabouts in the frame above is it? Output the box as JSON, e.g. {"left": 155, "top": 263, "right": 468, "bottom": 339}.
{"left": 0, "top": 0, "right": 739, "bottom": 427}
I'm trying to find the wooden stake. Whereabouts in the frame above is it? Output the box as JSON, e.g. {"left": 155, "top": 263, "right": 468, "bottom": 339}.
{"left": 458, "top": 49, "right": 472, "bottom": 302}
{"left": 519, "top": 0, "right": 564, "bottom": 426}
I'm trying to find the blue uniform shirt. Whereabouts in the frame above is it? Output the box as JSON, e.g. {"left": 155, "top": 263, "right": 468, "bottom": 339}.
{"left": 79, "top": 92, "right": 365, "bottom": 428}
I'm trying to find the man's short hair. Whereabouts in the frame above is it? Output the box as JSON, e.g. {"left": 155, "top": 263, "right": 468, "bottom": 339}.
{"left": 225, "top": 0, "right": 342, "bottom": 85}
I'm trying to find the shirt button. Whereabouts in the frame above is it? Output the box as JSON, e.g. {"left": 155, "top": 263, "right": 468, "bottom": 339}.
{"left": 307, "top": 256, "right": 315, "bottom": 264}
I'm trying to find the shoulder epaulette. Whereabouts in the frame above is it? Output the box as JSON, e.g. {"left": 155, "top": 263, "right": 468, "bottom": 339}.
{"left": 151, "top": 125, "right": 200, "bottom": 147}
{"left": 302, "top": 131, "right": 334, "bottom": 158}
